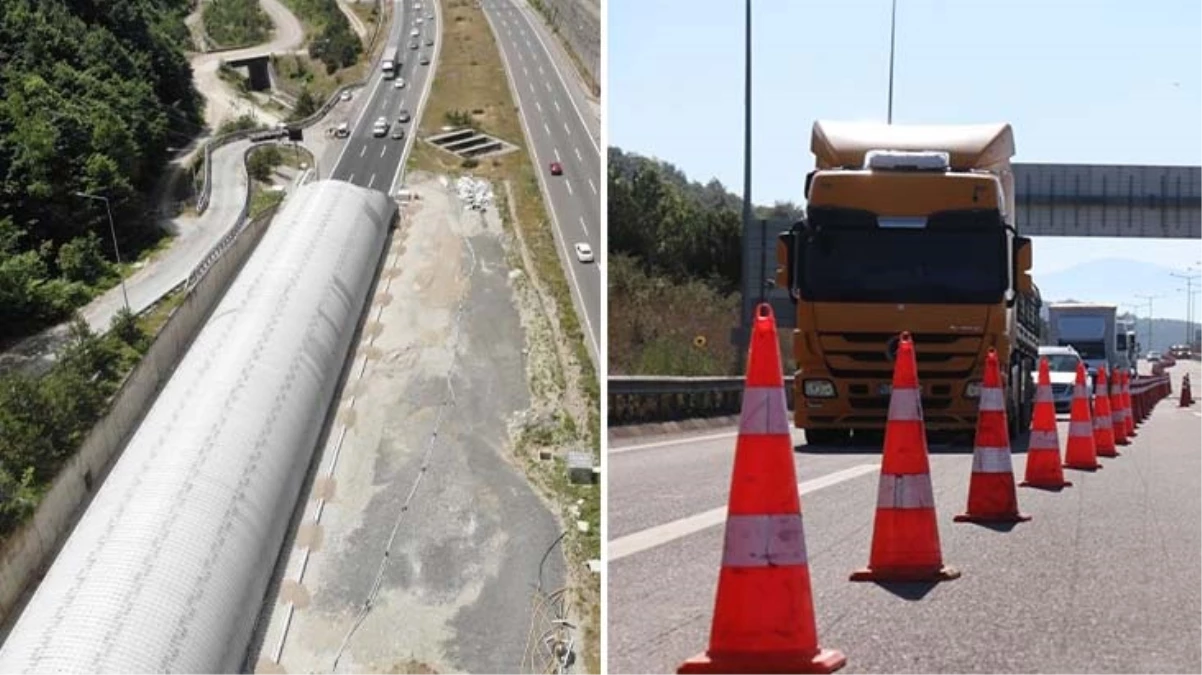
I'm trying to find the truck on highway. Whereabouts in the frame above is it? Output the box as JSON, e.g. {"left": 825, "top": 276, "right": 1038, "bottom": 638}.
{"left": 381, "top": 41, "right": 401, "bottom": 79}
{"left": 1116, "top": 318, "right": 1138, "bottom": 375}
{"left": 1046, "top": 303, "right": 1118, "bottom": 382}
{"left": 776, "top": 121, "right": 1041, "bottom": 443}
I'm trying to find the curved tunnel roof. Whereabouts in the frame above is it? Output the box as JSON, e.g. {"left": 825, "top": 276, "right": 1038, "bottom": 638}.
{"left": 0, "top": 180, "right": 396, "bottom": 673}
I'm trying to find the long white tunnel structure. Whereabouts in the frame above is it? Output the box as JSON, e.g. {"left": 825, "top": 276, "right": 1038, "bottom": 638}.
{"left": 0, "top": 180, "right": 396, "bottom": 672}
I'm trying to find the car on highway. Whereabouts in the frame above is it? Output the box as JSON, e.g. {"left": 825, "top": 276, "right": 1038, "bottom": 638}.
{"left": 397, "top": 109, "right": 411, "bottom": 123}
{"left": 1146, "top": 350, "right": 1162, "bottom": 362}
{"left": 419, "top": 54, "right": 430, "bottom": 65}
{"left": 339, "top": 90, "right": 352, "bottom": 101}
{"left": 391, "top": 126, "right": 405, "bottom": 140}
{"left": 394, "top": 78, "right": 406, "bottom": 89}
{"left": 409, "top": 41, "right": 419, "bottom": 50}
{"left": 549, "top": 162, "right": 563, "bottom": 176}
{"left": 425, "top": 37, "right": 434, "bottom": 46}
{"left": 1033, "top": 345, "right": 1085, "bottom": 413}
{"left": 428, "top": 12, "right": 434, "bottom": 19}
{"left": 410, "top": 27, "right": 420, "bottom": 37}
{"left": 574, "top": 243, "right": 594, "bottom": 263}
{"left": 415, "top": 17, "right": 423, "bottom": 25}
{"left": 372, "top": 117, "right": 390, "bottom": 137}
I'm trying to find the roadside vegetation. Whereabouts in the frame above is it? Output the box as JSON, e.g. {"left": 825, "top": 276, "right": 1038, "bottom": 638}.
{"left": 247, "top": 142, "right": 313, "bottom": 217}
{"left": 409, "top": 0, "right": 599, "bottom": 669}
{"left": 608, "top": 147, "right": 804, "bottom": 376}
{"left": 273, "top": 0, "right": 382, "bottom": 112}
{"left": 0, "top": 311, "right": 157, "bottom": 538}
{"left": 202, "top": 0, "right": 272, "bottom": 48}
{"left": 527, "top": 0, "right": 599, "bottom": 97}
{"left": 0, "top": 0, "right": 203, "bottom": 343}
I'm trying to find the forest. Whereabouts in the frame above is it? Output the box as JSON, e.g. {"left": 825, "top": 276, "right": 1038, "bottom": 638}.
{"left": 607, "top": 147, "right": 801, "bottom": 375}
{"left": 0, "top": 0, "right": 202, "bottom": 341}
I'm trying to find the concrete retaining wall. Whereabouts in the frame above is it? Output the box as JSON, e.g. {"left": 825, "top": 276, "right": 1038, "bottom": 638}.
{"left": 0, "top": 204, "right": 280, "bottom": 626}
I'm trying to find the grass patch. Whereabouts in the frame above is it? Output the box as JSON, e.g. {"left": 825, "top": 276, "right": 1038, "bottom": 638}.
{"left": 527, "top": 0, "right": 599, "bottom": 97}
{"left": 410, "top": 1, "right": 599, "bottom": 670}
{"left": 202, "top": 0, "right": 273, "bottom": 49}
{"left": 135, "top": 286, "right": 186, "bottom": 337}
{"left": 271, "top": 52, "right": 370, "bottom": 106}
{"left": 249, "top": 183, "right": 286, "bottom": 219}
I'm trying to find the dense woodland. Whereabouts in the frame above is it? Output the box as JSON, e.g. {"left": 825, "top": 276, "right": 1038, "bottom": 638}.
{"left": 607, "top": 147, "right": 802, "bottom": 375}
{"left": 0, "top": 0, "right": 202, "bottom": 341}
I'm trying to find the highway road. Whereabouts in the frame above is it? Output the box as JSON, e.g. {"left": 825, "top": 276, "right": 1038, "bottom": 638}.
{"left": 327, "top": 0, "right": 440, "bottom": 194}
{"left": 481, "top": 0, "right": 602, "bottom": 363}
{"left": 607, "top": 362, "right": 1202, "bottom": 674}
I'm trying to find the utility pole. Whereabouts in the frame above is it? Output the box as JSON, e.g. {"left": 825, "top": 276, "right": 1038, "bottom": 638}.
{"left": 74, "top": 191, "right": 131, "bottom": 314}
{"left": 886, "top": 0, "right": 898, "bottom": 123}
{"left": 1135, "top": 294, "right": 1161, "bottom": 353}
{"left": 1169, "top": 271, "right": 1200, "bottom": 344}
{"left": 737, "top": 0, "right": 754, "bottom": 374}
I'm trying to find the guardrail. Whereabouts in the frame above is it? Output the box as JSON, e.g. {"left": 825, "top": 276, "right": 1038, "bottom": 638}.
{"left": 609, "top": 373, "right": 1175, "bottom": 427}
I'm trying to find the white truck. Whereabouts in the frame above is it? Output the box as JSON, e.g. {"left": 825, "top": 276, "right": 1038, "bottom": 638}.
{"left": 1046, "top": 303, "right": 1118, "bottom": 386}
{"left": 1115, "top": 319, "right": 1138, "bottom": 376}
{"left": 381, "top": 42, "right": 401, "bottom": 79}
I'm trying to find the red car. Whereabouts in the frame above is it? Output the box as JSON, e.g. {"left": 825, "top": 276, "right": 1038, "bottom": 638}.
{"left": 549, "top": 162, "right": 563, "bottom": 176}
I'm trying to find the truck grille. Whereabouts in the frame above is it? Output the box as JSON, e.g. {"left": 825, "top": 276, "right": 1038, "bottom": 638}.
{"left": 819, "top": 332, "right": 982, "bottom": 380}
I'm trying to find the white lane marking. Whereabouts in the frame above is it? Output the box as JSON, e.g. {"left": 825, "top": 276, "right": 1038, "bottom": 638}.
{"left": 608, "top": 464, "right": 881, "bottom": 562}
{"left": 553, "top": 99, "right": 561, "bottom": 112}
{"left": 553, "top": 147, "right": 561, "bottom": 162}
{"left": 545, "top": 81, "right": 552, "bottom": 92}
{"left": 359, "top": 146, "right": 367, "bottom": 158}
{"left": 574, "top": 147, "right": 582, "bottom": 161}
{"left": 523, "top": 65, "right": 529, "bottom": 76}
{"left": 543, "top": 121, "right": 551, "bottom": 135}
{"left": 564, "top": 179, "right": 573, "bottom": 195}
{"left": 379, "top": 145, "right": 387, "bottom": 158}
{"left": 368, "top": 173, "right": 376, "bottom": 188}
{"left": 348, "top": 172, "right": 355, "bottom": 183}
{"left": 511, "top": 0, "right": 600, "bottom": 154}
{"left": 528, "top": 82, "right": 535, "bottom": 93}
{"left": 563, "top": 121, "right": 571, "bottom": 135}
{"left": 535, "top": 100, "right": 542, "bottom": 113}
{"left": 588, "top": 178, "right": 597, "bottom": 195}
{"left": 610, "top": 431, "right": 739, "bottom": 454}
{"left": 330, "top": 63, "right": 387, "bottom": 175}
{"left": 538, "top": 64, "right": 544, "bottom": 75}
{"left": 578, "top": 215, "right": 589, "bottom": 237}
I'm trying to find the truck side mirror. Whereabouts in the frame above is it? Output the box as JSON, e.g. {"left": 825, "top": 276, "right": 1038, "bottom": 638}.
{"left": 1014, "top": 235, "right": 1033, "bottom": 294}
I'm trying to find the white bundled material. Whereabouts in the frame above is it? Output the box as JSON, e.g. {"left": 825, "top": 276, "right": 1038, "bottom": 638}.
{"left": 0, "top": 180, "right": 396, "bottom": 673}
{"left": 455, "top": 175, "right": 494, "bottom": 211}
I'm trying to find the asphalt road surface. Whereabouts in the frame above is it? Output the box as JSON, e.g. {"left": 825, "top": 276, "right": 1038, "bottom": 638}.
{"left": 481, "top": 0, "right": 602, "bottom": 363}
{"left": 327, "top": 0, "right": 440, "bottom": 193}
{"left": 607, "top": 362, "right": 1202, "bottom": 674}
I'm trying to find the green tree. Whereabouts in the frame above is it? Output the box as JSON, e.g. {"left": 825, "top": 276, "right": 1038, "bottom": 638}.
{"left": 57, "top": 232, "right": 111, "bottom": 285}
{"left": 248, "top": 145, "right": 284, "bottom": 182}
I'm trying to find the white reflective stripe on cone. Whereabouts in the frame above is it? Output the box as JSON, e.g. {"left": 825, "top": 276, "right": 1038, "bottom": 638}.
{"left": 1074, "top": 384, "right": 1090, "bottom": 398}
{"left": 1093, "top": 414, "right": 1111, "bottom": 429}
{"left": 1035, "top": 386, "right": 1054, "bottom": 403}
{"left": 1028, "top": 429, "right": 1059, "bottom": 449}
{"left": 1069, "top": 420, "right": 1093, "bottom": 437}
{"left": 887, "top": 387, "right": 922, "bottom": 421}
{"left": 739, "top": 386, "right": 790, "bottom": 436}
{"left": 979, "top": 386, "right": 1005, "bottom": 412}
{"left": 876, "top": 473, "right": 935, "bottom": 509}
{"left": 971, "top": 446, "right": 1014, "bottom": 474}
{"left": 721, "top": 513, "right": 807, "bottom": 568}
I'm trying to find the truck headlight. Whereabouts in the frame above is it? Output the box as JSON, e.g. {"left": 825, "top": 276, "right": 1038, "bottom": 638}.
{"left": 803, "top": 379, "right": 836, "bottom": 398}
{"left": 964, "top": 380, "right": 982, "bottom": 398}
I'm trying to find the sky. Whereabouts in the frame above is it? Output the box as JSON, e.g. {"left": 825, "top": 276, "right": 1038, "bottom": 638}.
{"left": 606, "top": 0, "right": 1202, "bottom": 320}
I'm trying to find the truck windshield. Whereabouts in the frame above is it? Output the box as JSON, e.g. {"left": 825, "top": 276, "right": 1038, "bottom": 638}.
{"left": 1045, "top": 354, "right": 1081, "bottom": 372}
{"left": 798, "top": 208, "right": 1007, "bottom": 304}
{"left": 1059, "top": 340, "right": 1106, "bottom": 361}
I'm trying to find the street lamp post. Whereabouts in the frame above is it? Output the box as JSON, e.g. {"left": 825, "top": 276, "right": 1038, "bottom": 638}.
{"left": 887, "top": 0, "right": 898, "bottom": 123}
{"left": 74, "top": 191, "right": 131, "bottom": 314}
{"left": 1169, "top": 270, "right": 1200, "bottom": 345}
{"left": 1135, "top": 294, "right": 1161, "bottom": 353}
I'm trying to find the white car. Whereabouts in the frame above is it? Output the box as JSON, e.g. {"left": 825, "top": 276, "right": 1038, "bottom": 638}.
{"left": 411, "top": 27, "right": 420, "bottom": 37}
{"left": 394, "top": 78, "right": 406, "bottom": 89}
{"left": 1033, "top": 345, "right": 1086, "bottom": 413}
{"left": 416, "top": 17, "right": 423, "bottom": 25}
{"left": 372, "top": 117, "right": 389, "bottom": 137}
{"left": 574, "top": 243, "right": 594, "bottom": 263}
{"left": 339, "top": 90, "right": 352, "bottom": 101}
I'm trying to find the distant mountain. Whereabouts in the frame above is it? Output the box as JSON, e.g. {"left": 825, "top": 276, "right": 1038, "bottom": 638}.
{"left": 1036, "top": 257, "right": 1200, "bottom": 353}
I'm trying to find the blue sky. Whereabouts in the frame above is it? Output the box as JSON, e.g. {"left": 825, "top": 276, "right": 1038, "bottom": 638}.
{"left": 606, "top": 0, "right": 1202, "bottom": 320}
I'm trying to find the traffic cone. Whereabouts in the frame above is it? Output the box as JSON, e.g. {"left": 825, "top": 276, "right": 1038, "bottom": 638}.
{"left": 954, "top": 350, "right": 1031, "bottom": 522}
{"left": 1122, "top": 371, "right": 1137, "bottom": 437}
{"left": 1092, "top": 367, "right": 1118, "bottom": 458}
{"left": 1180, "top": 374, "right": 1194, "bottom": 407}
{"left": 1110, "top": 372, "right": 1129, "bottom": 446}
{"left": 1064, "top": 363, "right": 1101, "bottom": 471}
{"left": 1020, "top": 357, "right": 1072, "bottom": 490}
{"left": 678, "top": 303, "right": 846, "bottom": 675}
{"left": 850, "top": 332, "right": 960, "bottom": 583}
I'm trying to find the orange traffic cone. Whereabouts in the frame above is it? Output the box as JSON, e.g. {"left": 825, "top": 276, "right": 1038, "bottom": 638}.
{"left": 678, "top": 303, "right": 846, "bottom": 675}
{"left": 955, "top": 349, "right": 1030, "bottom": 523}
{"left": 1064, "top": 363, "right": 1101, "bottom": 471}
{"left": 1110, "top": 372, "right": 1129, "bottom": 446}
{"left": 1093, "top": 367, "right": 1118, "bottom": 457}
{"left": 850, "top": 332, "right": 960, "bottom": 583}
{"left": 1122, "top": 371, "right": 1137, "bottom": 437}
{"left": 1020, "top": 357, "right": 1072, "bottom": 490}
{"left": 1180, "top": 374, "right": 1194, "bottom": 407}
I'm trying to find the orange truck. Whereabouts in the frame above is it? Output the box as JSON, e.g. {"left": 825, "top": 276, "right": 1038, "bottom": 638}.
{"left": 776, "top": 121, "right": 1041, "bottom": 444}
